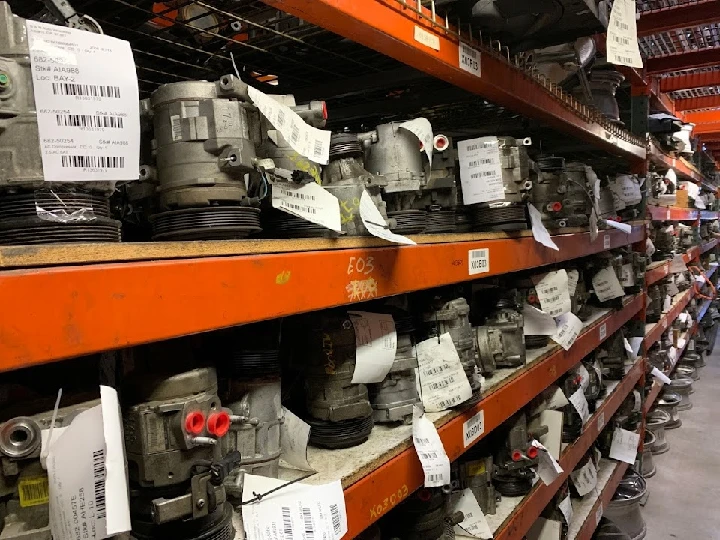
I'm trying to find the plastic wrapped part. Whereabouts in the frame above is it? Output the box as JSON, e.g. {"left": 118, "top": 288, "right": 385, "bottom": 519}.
{"left": 465, "top": 136, "right": 534, "bottom": 231}
{"left": 294, "top": 311, "right": 373, "bottom": 448}
{"left": 422, "top": 297, "right": 481, "bottom": 394}
{"left": 33, "top": 188, "right": 96, "bottom": 223}
{"left": 322, "top": 132, "right": 388, "bottom": 237}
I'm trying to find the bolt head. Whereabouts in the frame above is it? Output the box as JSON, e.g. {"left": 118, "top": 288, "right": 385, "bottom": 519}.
{"left": 196, "top": 498, "right": 206, "bottom": 509}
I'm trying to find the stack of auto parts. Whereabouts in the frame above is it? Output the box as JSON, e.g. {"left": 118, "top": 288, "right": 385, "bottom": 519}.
{"left": 422, "top": 296, "right": 482, "bottom": 396}
{"left": 655, "top": 393, "right": 682, "bottom": 429}
{"left": 467, "top": 137, "right": 534, "bottom": 231}
{"left": 667, "top": 377, "right": 693, "bottom": 411}
{"left": 569, "top": 267, "right": 592, "bottom": 321}
{"left": 646, "top": 284, "right": 664, "bottom": 324}
{"left": 381, "top": 488, "right": 457, "bottom": 540}
{"left": 515, "top": 278, "right": 550, "bottom": 349}
{"left": 652, "top": 225, "right": 676, "bottom": 261}
{"left": 421, "top": 135, "right": 459, "bottom": 234}
{"left": 0, "top": 3, "right": 121, "bottom": 245}
{"left": 456, "top": 454, "right": 497, "bottom": 515}
{"left": 217, "top": 322, "right": 282, "bottom": 500}
{"left": 621, "top": 250, "right": 646, "bottom": 295}
{"left": 604, "top": 471, "right": 647, "bottom": 540}
{"left": 492, "top": 412, "right": 547, "bottom": 496}
{"left": 597, "top": 330, "right": 626, "bottom": 381}
{"left": 640, "top": 430, "right": 656, "bottom": 478}
{"left": 322, "top": 132, "right": 388, "bottom": 237}
{"left": 646, "top": 409, "right": 670, "bottom": 455}
{"left": 474, "top": 293, "right": 525, "bottom": 373}
{"left": 675, "top": 364, "right": 698, "bottom": 381}
{"left": 583, "top": 357, "right": 605, "bottom": 408}
{"left": 145, "top": 75, "right": 262, "bottom": 241}
{"left": 122, "top": 365, "right": 238, "bottom": 540}
{"left": 0, "top": 397, "right": 98, "bottom": 540}
{"left": 532, "top": 157, "right": 591, "bottom": 228}
{"left": 571, "top": 69, "right": 625, "bottom": 124}
{"left": 648, "top": 347, "right": 671, "bottom": 373}
{"left": 299, "top": 311, "right": 374, "bottom": 448}
{"left": 368, "top": 310, "right": 420, "bottom": 425}
{"left": 561, "top": 370, "right": 583, "bottom": 442}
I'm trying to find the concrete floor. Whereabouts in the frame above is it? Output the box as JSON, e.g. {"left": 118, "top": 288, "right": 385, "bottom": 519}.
{"left": 642, "top": 340, "right": 720, "bottom": 539}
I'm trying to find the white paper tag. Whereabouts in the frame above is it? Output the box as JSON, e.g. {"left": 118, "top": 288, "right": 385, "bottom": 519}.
{"left": 577, "top": 364, "right": 591, "bottom": 391}
{"left": 452, "top": 489, "right": 493, "bottom": 539}
{"left": 468, "top": 248, "right": 490, "bottom": 275}
{"left": 663, "top": 294, "right": 672, "bottom": 313}
{"left": 596, "top": 504, "right": 604, "bottom": 526}
{"left": 609, "top": 428, "right": 641, "bottom": 464}
{"left": 523, "top": 304, "right": 557, "bottom": 336}
{"left": 528, "top": 203, "right": 560, "bottom": 251}
{"left": 359, "top": 191, "right": 416, "bottom": 245}
{"left": 272, "top": 181, "right": 342, "bottom": 232}
{"left": 620, "top": 263, "right": 635, "bottom": 287}
{"left": 552, "top": 312, "right": 584, "bottom": 350}
{"left": 413, "top": 26, "right": 440, "bottom": 51}
{"left": 599, "top": 323, "right": 607, "bottom": 341}
{"left": 532, "top": 440, "right": 564, "bottom": 486}
{"left": 249, "top": 86, "right": 331, "bottom": 164}
{"left": 26, "top": 21, "right": 140, "bottom": 182}
{"left": 458, "top": 137, "right": 505, "bottom": 204}
{"left": 47, "top": 387, "right": 131, "bottom": 540}
{"left": 569, "top": 388, "right": 590, "bottom": 424}
{"left": 348, "top": 311, "right": 397, "bottom": 384}
{"left": 592, "top": 267, "right": 625, "bottom": 302}
{"left": 463, "top": 410, "right": 485, "bottom": 448}
{"left": 459, "top": 42, "right": 481, "bottom": 76}
{"left": 534, "top": 270, "right": 572, "bottom": 316}
{"left": 399, "top": 118, "right": 433, "bottom": 166}
{"left": 623, "top": 337, "right": 636, "bottom": 360}
{"left": 689, "top": 339, "right": 695, "bottom": 351}
{"left": 651, "top": 367, "right": 672, "bottom": 385}
{"left": 570, "top": 459, "right": 598, "bottom": 497}
{"left": 242, "top": 475, "right": 347, "bottom": 540}
{"left": 604, "top": 234, "right": 611, "bottom": 249}
{"left": 598, "top": 411, "right": 606, "bottom": 431}
{"left": 646, "top": 238, "right": 656, "bottom": 257}
{"left": 413, "top": 406, "right": 451, "bottom": 487}
{"left": 667, "top": 346, "right": 677, "bottom": 364}
{"left": 629, "top": 337, "right": 643, "bottom": 357}
{"left": 606, "top": 0, "right": 643, "bottom": 68}
{"left": 559, "top": 495, "right": 573, "bottom": 525}
{"left": 616, "top": 175, "right": 642, "bottom": 205}
{"left": 416, "top": 333, "right": 473, "bottom": 412}
{"left": 606, "top": 220, "right": 632, "bottom": 234}
{"left": 567, "top": 269, "right": 580, "bottom": 296}
{"left": 279, "top": 407, "right": 314, "bottom": 472}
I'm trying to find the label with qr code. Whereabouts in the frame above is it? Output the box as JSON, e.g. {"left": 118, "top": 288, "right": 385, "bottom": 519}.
{"left": 26, "top": 20, "right": 140, "bottom": 182}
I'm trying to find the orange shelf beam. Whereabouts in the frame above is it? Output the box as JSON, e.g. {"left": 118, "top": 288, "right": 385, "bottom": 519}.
{"left": 644, "top": 289, "right": 694, "bottom": 348}
{"left": 646, "top": 48, "right": 720, "bottom": 75}
{"left": 676, "top": 94, "right": 720, "bottom": 112}
{"left": 646, "top": 261, "right": 669, "bottom": 286}
{"left": 494, "top": 359, "right": 644, "bottom": 540}
{"left": 341, "top": 295, "right": 644, "bottom": 538}
{"left": 259, "top": 0, "right": 645, "bottom": 161}
{"left": 648, "top": 142, "right": 705, "bottom": 183}
{"left": 0, "top": 227, "right": 643, "bottom": 372}
{"left": 647, "top": 205, "right": 699, "bottom": 221}
{"left": 637, "top": 1, "right": 720, "bottom": 37}
{"left": 572, "top": 462, "right": 630, "bottom": 540}
{"left": 660, "top": 71, "right": 720, "bottom": 93}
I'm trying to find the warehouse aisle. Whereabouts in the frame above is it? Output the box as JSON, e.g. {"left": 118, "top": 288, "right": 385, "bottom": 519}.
{"left": 643, "top": 339, "right": 720, "bottom": 539}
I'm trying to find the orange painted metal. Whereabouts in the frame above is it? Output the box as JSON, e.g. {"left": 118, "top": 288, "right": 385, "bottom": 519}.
{"left": 676, "top": 95, "right": 720, "bottom": 112}
{"left": 573, "top": 462, "right": 630, "bottom": 540}
{"left": 649, "top": 142, "right": 705, "bottom": 183}
{"left": 644, "top": 289, "right": 694, "bottom": 348}
{"left": 260, "top": 0, "right": 645, "bottom": 160}
{"left": 341, "top": 295, "right": 643, "bottom": 538}
{"left": 646, "top": 49, "right": 720, "bottom": 75}
{"left": 494, "top": 359, "right": 644, "bottom": 540}
{"left": 685, "top": 246, "right": 701, "bottom": 264}
{"left": 647, "top": 205, "right": 699, "bottom": 221}
{"left": 637, "top": 1, "right": 720, "bottom": 37}
{"left": 645, "top": 262, "right": 669, "bottom": 286}
{"left": 0, "top": 228, "right": 643, "bottom": 371}
{"left": 685, "top": 109, "right": 720, "bottom": 124}
{"left": 660, "top": 71, "right": 720, "bottom": 92}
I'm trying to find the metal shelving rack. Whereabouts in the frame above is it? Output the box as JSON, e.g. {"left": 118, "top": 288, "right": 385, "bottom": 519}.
{"left": 2, "top": 1, "right": 719, "bottom": 539}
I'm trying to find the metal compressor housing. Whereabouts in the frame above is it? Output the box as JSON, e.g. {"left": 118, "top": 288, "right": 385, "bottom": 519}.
{"left": 475, "top": 299, "right": 526, "bottom": 370}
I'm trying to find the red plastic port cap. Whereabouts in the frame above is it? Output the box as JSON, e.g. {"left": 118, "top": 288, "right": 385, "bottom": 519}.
{"left": 511, "top": 450, "right": 523, "bottom": 462}
{"left": 527, "top": 446, "right": 539, "bottom": 459}
{"left": 207, "top": 411, "right": 231, "bottom": 437}
{"left": 184, "top": 412, "right": 205, "bottom": 435}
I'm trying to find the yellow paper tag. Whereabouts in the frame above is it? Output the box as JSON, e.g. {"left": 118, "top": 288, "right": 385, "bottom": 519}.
{"left": 18, "top": 476, "right": 50, "bottom": 507}
{"left": 466, "top": 460, "right": 487, "bottom": 477}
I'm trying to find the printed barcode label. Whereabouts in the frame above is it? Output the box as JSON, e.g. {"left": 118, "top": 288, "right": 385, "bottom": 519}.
{"left": 414, "top": 437, "right": 430, "bottom": 445}
{"left": 92, "top": 449, "right": 106, "bottom": 519}
{"left": 280, "top": 202, "right": 317, "bottom": 215}
{"left": 615, "top": 20, "right": 629, "bottom": 31}
{"left": 617, "top": 55, "right": 633, "bottom": 63}
{"left": 427, "top": 474, "right": 443, "bottom": 482}
{"left": 18, "top": 476, "right": 50, "bottom": 507}
{"left": 313, "top": 140, "right": 323, "bottom": 158}
{"left": 439, "top": 395, "right": 462, "bottom": 409}
{"left": 330, "top": 504, "right": 341, "bottom": 534}
{"left": 279, "top": 189, "right": 316, "bottom": 202}
{"left": 282, "top": 506, "right": 294, "bottom": 539}
{"left": 56, "top": 114, "right": 124, "bottom": 129}
{"left": 290, "top": 121, "right": 301, "bottom": 144}
{"left": 419, "top": 451, "right": 439, "bottom": 460}
{"left": 302, "top": 507, "right": 314, "bottom": 540}
{"left": 468, "top": 248, "right": 490, "bottom": 275}
{"left": 52, "top": 82, "right": 121, "bottom": 98}
{"left": 171, "top": 115, "right": 182, "bottom": 141}
{"left": 613, "top": 35, "right": 630, "bottom": 46}
{"left": 61, "top": 155, "right": 125, "bottom": 169}
{"left": 599, "top": 323, "right": 607, "bottom": 341}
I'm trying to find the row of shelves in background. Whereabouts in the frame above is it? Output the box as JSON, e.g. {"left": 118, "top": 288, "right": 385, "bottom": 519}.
{"left": 647, "top": 205, "right": 720, "bottom": 222}
{"left": 648, "top": 140, "right": 713, "bottom": 188}
{"left": 645, "top": 239, "right": 718, "bottom": 286}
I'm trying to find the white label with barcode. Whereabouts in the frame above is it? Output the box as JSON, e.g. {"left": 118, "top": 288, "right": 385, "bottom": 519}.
{"left": 249, "top": 86, "right": 331, "bottom": 164}
{"left": 242, "top": 475, "right": 347, "bottom": 540}
{"left": 413, "top": 406, "right": 451, "bottom": 487}
{"left": 170, "top": 114, "right": 182, "bottom": 141}
{"left": 416, "top": 333, "right": 472, "bottom": 412}
{"left": 606, "top": 0, "right": 643, "bottom": 68}
{"left": 463, "top": 410, "right": 485, "bottom": 448}
{"left": 598, "top": 411, "right": 606, "bottom": 431}
{"left": 46, "top": 387, "right": 130, "bottom": 540}
{"left": 414, "top": 26, "right": 440, "bottom": 51}
{"left": 458, "top": 137, "right": 505, "bottom": 204}
{"left": 458, "top": 42, "right": 481, "bottom": 76}
{"left": 534, "top": 270, "right": 572, "bottom": 317}
{"left": 26, "top": 20, "right": 140, "bottom": 182}
{"left": 604, "top": 234, "right": 611, "bottom": 249}
{"left": 469, "top": 248, "right": 490, "bottom": 275}
{"left": 272, "top": 181, "right": 342, "bottom": 232}
{"left": 599, "top": 323, "right": 607, "bottom": 341}
{"left": 596, "top": 504, "right": 604, "bottom": 526}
